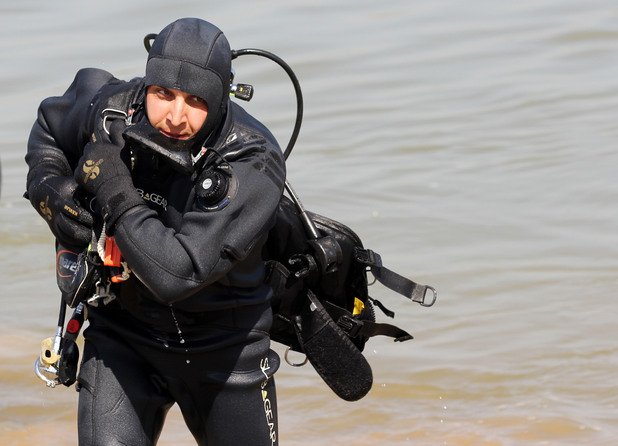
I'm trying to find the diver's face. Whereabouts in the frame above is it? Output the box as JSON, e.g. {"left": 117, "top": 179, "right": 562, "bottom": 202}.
{"left": 146, "top": 86, "right": 208, "bottom": 140}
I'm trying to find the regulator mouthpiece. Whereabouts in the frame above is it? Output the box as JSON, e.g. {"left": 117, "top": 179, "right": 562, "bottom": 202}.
{"left": 123, "top": 119, "right": 195, "bottom": 175}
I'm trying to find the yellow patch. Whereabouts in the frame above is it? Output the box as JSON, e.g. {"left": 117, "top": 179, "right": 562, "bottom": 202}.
{"left": 352, "top": 297, "right": 365, "bottom": 316}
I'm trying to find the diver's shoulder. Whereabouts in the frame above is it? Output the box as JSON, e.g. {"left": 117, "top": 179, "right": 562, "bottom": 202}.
{"left": 229, "top": 102, "right": 280, "bottom": 150}
{"left": 71, "top": 68, "right": 116, "bottom": 92}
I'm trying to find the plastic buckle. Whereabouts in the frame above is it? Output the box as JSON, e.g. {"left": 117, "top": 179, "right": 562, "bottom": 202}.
{"left": 337, "top": 315, "right": 363, "bottom": 338}
{"left": 288, "top": 254, "right": 317, "bottom": 278}
{"left": 354, "top": 248, "right": 382, "bottom": 268}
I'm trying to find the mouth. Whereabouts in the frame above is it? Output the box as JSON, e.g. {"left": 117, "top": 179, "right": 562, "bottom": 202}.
{"left": 159, "top": 129, "right": 191, "bottom": 140}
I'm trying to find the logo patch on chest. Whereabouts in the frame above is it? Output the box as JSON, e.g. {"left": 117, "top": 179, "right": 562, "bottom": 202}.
{"left": 136, "top": 188, "right": 168, "bottom": 211}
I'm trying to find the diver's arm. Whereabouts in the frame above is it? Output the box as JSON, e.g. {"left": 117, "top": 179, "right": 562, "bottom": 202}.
{"left": 113, "top": 144, "right": 286, "bottom": 304}
{"left": 26, "top": 68, "right": 114, "bottom": 178}
{"left": 26, "top": 68, "right": 114, "bottom": 246}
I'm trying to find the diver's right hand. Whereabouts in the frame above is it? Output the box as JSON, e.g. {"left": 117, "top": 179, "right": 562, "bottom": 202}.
{"left": 75, "top": 142, "right": 143, "bottom": 233}
{"left": 29, "top": 176, "right": 93, "bottom": 248}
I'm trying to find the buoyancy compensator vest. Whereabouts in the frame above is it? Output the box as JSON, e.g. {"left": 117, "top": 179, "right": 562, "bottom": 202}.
{"left": 264, "top": 194, "right": 436, "bottom": 401}
{"left": 267, "top": 196, "right": 437, "bottom": 352}
{"left": 227, "top": 49, "right": 438, "bottom": 401}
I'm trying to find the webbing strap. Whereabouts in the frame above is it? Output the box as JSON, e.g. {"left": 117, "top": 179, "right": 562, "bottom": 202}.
{"left": 323, "top": 301, "right": 413, "bottom": 342}
{"left": 354, "top": 248, "right": 437, "bottom": 307}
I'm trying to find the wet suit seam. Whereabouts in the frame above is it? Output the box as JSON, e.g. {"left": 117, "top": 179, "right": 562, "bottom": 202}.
{"left": 205, "top": 31, "right": 222, "bottom": 67}
{"left": 107, "top": 393, "right": 126, "bottom": 416}
{"left": 90, "top": 355, "right": 99, "bottom": 445}
{"left": 148, "top": 55, "right": 222, "bottom": 81}
{"left": 178, "top": 379, "right": 208, "bottom": 443}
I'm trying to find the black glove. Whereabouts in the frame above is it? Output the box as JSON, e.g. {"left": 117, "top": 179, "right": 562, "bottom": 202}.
{"left": 74, "top": 142, "right": 143, "bottom": 232}
{"left": 28, "top": 176, "right": 94, "bottom": 248}
{"left": 95, "top": 116, "right": 127, "bottom": 147}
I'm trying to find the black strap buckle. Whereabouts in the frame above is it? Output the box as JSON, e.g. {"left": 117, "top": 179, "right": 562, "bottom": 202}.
{"left": 337, "top": 315, "right": 363, "bottom": 338}
{"left": 354, "top": 248, "right": 382, "bottom": 268}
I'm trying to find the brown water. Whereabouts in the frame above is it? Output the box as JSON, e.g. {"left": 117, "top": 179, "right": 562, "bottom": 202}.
{"left": 1, "top": 0, "right": 618, "bottom": 444}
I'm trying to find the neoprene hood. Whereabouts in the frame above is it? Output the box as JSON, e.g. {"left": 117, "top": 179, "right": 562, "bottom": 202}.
{"left": 144, "top": 18, "right": 232, "bottom": 146}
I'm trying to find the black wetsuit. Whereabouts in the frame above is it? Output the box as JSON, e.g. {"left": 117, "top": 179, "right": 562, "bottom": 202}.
{"left": 26, "top": 68, "right": 285, "bottom": 446}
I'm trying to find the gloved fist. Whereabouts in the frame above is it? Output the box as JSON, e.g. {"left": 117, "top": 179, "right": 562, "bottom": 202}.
{"left": 75, "top": 142, "right": 143, "bottom": 231}
{"left": 93, "top": 117, "right": 127, "bottom": 147}
{"left": 28, "top": 176, "right": 93, "bottom": 248}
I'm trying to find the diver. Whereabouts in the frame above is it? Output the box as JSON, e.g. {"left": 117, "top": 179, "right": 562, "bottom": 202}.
{"left": 25, "top": 18, "right": 285, "bottom": 446}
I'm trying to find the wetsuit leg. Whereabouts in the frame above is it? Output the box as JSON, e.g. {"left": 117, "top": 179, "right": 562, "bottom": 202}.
{"left": 172, "top": 345, "right": 280, "bottom": 446}
{"left": 200, "top": 369, "right": 278, "bottom": 446}
{"left": 132, "top": 304, "right": 280, "bottom": 446}
{"left": 76, "top": 324, "right": 174, "bottom": 446}
{"left": 81, "top": 302, "right": 279, "bottom": 445}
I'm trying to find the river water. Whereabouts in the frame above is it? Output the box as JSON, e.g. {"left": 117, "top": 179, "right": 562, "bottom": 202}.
{"left": 1, "top": 0, "right": 617, "bottom": 445}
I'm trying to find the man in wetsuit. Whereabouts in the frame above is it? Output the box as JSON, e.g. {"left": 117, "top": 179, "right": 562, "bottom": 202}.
{"left": 26, "top": 18, "right": 285, "bottom": 446}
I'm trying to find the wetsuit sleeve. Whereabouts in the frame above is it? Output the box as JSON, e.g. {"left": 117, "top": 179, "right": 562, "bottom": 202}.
{"left": 113, "top": 141, "right": 286, "bottom": 304}
{"left": 25, "top": 69, "right": 116, "bottom": 247}
{"left": 26, "top": 68, "right": 114, "bottom": 180}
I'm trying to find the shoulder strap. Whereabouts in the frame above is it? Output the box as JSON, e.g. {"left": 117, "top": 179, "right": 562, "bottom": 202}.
{"left": 354, "top": 248, "right": 437, "bottom": 307}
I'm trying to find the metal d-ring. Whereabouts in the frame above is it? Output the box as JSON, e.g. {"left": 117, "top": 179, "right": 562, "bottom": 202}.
{"left": 284, "top": 347, "right": 308, "bottom": 367}
{"left": 420, "top": 286, "right": 438, "bottom": 307}
{"left": 101, "top": 108, "right": 128, "bottom": 135}
{"left": 366, "top": 267, "right": 377, "bottom": 286}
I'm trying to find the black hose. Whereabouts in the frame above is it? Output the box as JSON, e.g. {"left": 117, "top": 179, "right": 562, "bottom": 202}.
{"left": 231, "top": 48, "right": 303, "bottom": 160}
{"left": 143, "top": 33, "right": 157, "bottom": 52}
{"left": 230, "top": 49, "right": 318, "bottom": 241}
{"left": 56, "top": 295, "right": 66, "bottom": 328}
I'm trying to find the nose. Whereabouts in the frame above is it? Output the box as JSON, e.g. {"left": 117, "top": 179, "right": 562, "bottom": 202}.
{"left": 167, "top": 97, "right": 187, "bottom": 127}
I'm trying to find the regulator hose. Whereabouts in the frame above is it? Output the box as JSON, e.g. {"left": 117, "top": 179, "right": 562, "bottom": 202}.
{"left": 231, "top": 48, "right": 303, "bottom": 161}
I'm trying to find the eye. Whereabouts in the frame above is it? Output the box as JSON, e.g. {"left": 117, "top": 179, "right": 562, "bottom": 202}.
{"left": 155, "top": 87, "right": 173, "bottom": 100}
{"left": 189, "top": 95, "right": 208, "bottom": 108}
{"left": 189, "top": 96, "right": 200, "bottom": 103}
